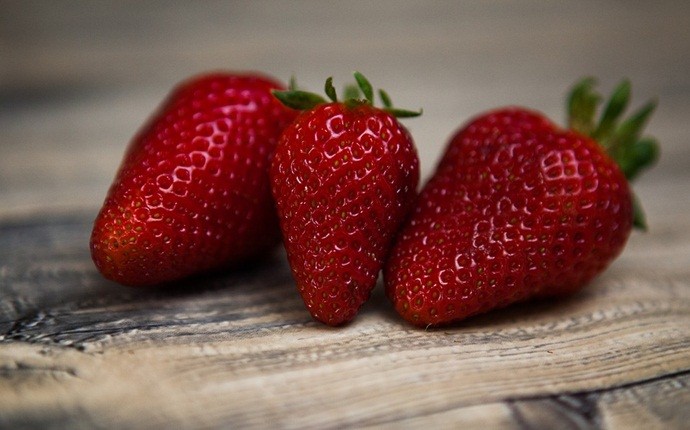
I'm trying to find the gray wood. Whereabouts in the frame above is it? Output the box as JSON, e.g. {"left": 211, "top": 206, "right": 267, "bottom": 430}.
{"left": 1, "top": 1, "right": 689, "bottom": 428}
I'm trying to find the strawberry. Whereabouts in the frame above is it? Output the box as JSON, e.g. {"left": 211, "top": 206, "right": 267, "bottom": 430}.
{"left": 271, "top": 73, "right": 421, "bottom": 325}
{"left": 91, "top": 72, "right": 298, "bottom": 286}
{"left": 385, "top": 78, "right": 659, "bottom": 327}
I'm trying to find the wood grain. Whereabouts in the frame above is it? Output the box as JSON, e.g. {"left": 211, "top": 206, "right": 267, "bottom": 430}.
{"left": 1, "top": 1, "right": 689, "bottom": 428}
{"left": 1, "top": 206, "right": 688, "bottom": 428}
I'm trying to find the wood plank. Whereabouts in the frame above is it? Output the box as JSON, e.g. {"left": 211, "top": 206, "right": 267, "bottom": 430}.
{"left": 1, "top": 210, "right": 688, "bottom": 428}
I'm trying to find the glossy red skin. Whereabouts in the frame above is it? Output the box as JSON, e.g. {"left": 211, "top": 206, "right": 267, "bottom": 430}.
{"left": 385, "top": 108, "right": 633, "bottom": 327}
{"left": 271, "top": 103, "right": 419, "bottom": 326}
{"left": 91, "top": 73, "right": 298, "bottom": 286}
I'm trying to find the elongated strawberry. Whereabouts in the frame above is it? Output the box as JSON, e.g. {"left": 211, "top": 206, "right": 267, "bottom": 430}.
{"left": 271, "top": 73, "right": 421, "bottom": 325}
{"left": 91, "top": 72, "right": 298, "bottom": 286}
{"left": 385, "top": 78, "right": 659, "bottom": 327}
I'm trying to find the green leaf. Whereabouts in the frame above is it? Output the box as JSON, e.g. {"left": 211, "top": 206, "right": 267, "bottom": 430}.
{"left": 593, "top": 79, "right": 631, "bottom": 144}
{"left": 324, "top": 77, "right": 338, "bottom": 103}
{"left": 272, "top": 89, "right": 326, "bottom": 110}
{"left": 353, "top": 71, "right": 374, "bottom": 104}
{"left": 611, "top": 99, "right": 657, "bottom": 151}
{"left": 567, "top": 77, "right": 600, "bottom": 135}
{"left": 385, "top": 107, "right": 423, "bottom": 118}
{"left": 618, "top": 137, "right": 659, "bottom": 181}
{"left": 379, "top": 89, "right": 393, "bottom": 109}
{"left": 631, "top": 192, "right": 648, "bottom": 231}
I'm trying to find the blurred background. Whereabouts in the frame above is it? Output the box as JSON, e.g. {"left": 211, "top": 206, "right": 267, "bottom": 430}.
{"left": 1, "top": 0, "right": 689, "bottom": 220}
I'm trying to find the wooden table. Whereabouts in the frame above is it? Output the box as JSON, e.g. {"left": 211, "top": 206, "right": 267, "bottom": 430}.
{"left": 2, "top": 2, "right": 689, "bottom": 428}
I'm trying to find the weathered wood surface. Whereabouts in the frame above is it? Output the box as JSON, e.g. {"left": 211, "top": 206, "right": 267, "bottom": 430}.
{"left": 1, "top": 2, "right": 689, "bottom": 428}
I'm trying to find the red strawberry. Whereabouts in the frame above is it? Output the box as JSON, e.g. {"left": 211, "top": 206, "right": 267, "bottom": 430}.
{"left": 271, "top": 73, "right": 421, "bottom": 325}
{"left": 385, "top": 78, "right": 658, "bottom": 327}
{"left": 91, "top": 72, "right": 298, "bottom": 286}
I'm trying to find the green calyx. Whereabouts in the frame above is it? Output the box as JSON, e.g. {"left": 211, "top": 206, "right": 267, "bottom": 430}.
{"left": 272, "top": 72, "right": 422, "bottom": 118}
{"left": 567, "top": 78, "right": 660, "bottom": 230}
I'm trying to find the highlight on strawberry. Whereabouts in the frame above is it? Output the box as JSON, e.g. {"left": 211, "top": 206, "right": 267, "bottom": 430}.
{"left": 270, "top": 72, "right": 421, "bottom": 326}
{"left": 384, "top": 78, "right": 659, "bottom": 327}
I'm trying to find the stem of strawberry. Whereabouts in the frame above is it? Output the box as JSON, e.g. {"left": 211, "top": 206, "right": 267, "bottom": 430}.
{"left": 272, "top": 72, "right": 422, "bottom": 118}
{"left": 343, "top": 84, "right": 361, "bottom": 100}
{"left": 567, "top": 78, "right": 660, "bottom": 230}
{"left": 354, "top": 72, "right": 374, "bottom": 104}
